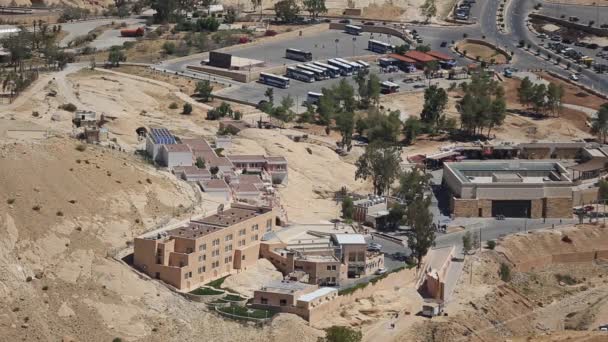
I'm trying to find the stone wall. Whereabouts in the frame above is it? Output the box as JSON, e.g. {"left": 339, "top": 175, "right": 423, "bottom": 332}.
{"left": 544, "top": 197, "right": 573, "bottom": 218}
{"left": 531, "top": 199, "right": 543, "bottom": 218}
{"left": 452, "top": 197, "right": 479, "bottom": 217}
{"left": 479, "top": 199, "right": 492, "bottom": 217}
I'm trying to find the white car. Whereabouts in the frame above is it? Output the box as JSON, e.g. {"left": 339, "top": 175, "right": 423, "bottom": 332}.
{"left": 375, "top": 268, "right": 387, "bottom": 275}
{"left": 570, "top": 74, "right": 579, "bottom": 81}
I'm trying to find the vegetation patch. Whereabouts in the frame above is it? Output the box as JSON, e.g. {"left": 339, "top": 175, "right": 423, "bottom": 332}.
{"left": 190, "top": 287, "right": 224, "bottom": 296}
{"left": 206, "top": 275, "right": 229, "bottom": 289}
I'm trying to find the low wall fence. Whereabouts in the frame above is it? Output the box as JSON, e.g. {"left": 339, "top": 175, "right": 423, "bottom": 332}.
{"left": 529, "top": 13, "right": 608, "bottom": 37}
{"left": 328, "top": 23, "right": 413, "bottom": 44}
{"left": 545, "top": 70, "right": 608, "bottom": 99}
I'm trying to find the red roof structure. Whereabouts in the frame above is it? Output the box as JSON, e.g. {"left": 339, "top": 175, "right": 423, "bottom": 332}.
{"left": 404, "top": 50, "right": 437, "bottom": 63}
{"left": 426, "top": 50, "right": 455, "bottom": 61}
{"left": 388, "top": 53, "right": 417, "bottom": 64}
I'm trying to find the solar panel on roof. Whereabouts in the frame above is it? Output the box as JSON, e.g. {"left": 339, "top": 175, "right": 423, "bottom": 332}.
{"left": 150, "top": 128, "right": 176, "bottom": 144}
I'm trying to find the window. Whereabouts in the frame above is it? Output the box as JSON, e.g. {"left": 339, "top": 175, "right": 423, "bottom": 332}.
{"left": 184, "top": 273, "right": 188, "bottom": 279}
{"left": 212, "top": 238, "right": 220, "bottom": 246}
{"left": 357, "top": 252, "right": 365, "bottom": 261}
{"left": 198, "top": 243, "right": 206, "bottom": 252}
{"left": 238, "top": 239, "right": 245, "bottom": 247}
{"left": 239, "top": 228, "right": 246, "bottom": 236}
{"left": 279, "top": 299, "right": 287, "bottom": 306}
{"left": 212, "top": 249, "right": 220, "bottom": 257}
{"left": 251, "top": 224, "right": 259, "bottom": 232}
{"left": 326, "top": 266, "right": 331, "bottom": 271}
{"left": 224, "top": 256, "right": 232, "bottom": 264}
{"left": 224, "top": 244, "right": 232, "bottom": 252}
{"left": 242, "top": 255, "right": 246, "bottom": 260}
{"left": 261, "top": 297, "right": 268, "bottom": 305}
{"left": 225, "top": 234, "right": 233, "bottom": 241}
{"left": 198, "top": 254, "right": 206, "bottom": 262}
{"left": 251, "top": 234, "right": 258, "bottom": 241}
{"left": 332, "top": 265, "right": 337, "bottom": 271}
{"left": 212, "top": 261, "right": 219, "bottom": 268}
{"left": 348, "top": 253, "right": 356, "bottom": 262}
{"left": 266, "top": 219, "right": 272, "bottom": 231}
{"left": 197, "top": 266, "right": 206, "bottom": 274}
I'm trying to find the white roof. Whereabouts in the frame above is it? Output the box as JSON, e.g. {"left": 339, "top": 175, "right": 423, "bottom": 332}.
{"left": 586, "top": 148, "right": 606, "bottom": 158}
{"left": 298, "top": 287, "right": 337, "bottom": 302}
{"left": 332, "top": 234, "right": 366, "bottom": 245}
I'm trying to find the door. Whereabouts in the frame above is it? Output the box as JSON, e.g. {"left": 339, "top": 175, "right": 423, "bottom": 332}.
{"left": 491, "top": 200, "right": 531, "bottom": 218}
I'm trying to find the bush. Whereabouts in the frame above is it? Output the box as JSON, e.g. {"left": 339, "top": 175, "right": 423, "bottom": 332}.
{"left": 322, "top": 326, "right": 363, "bottom": 342}
{"left": 499, "top": 263, "right": 511, "bottom": 282}
{"left": 265, "top": 30, "right": 278, "bottom": 36}
{"left": 206, "top": 275, "right": 228, "bottom": 288}
{"left": 56, "top": 211, "right": 64, "bottom": 216}
{"left": 162, "top": 41, "right": 176, "bottom": 55}
{"left": 555, "top": 273, "right": 579, "bottom": 285}
{"left": 169, "top": 102, "right": 178, "bottom": 109}
{"left": 190, "top": 287, "right": 224, "bottom": 295}
{"left": 183, "top": 103, "right": 193, "bottom": 115}
{"left": 60, "top": 103, "right": 77, "bottom": 112}
{"left": 486, "top": 240, "right": 496, "bottom": 250}
{"left": 75, "top": 144, "right": 87, "bottom": 152}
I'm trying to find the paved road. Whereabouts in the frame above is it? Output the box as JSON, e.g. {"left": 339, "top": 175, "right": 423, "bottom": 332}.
{"left": 59, "top": 17, "right": 145, "bottom": 49}
{"left": 538, "top": 2, "right": 608, "bottom": 25}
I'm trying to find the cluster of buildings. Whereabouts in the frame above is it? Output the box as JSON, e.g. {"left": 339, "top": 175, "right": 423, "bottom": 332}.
{"left": 145, "top": 127, "right": 288, "bottom": 204}
{"left": 72, "top": 110, "right": 109, "bottom": 144}
{"left": 385, "top": 50, "right": 457, "bottom": 72}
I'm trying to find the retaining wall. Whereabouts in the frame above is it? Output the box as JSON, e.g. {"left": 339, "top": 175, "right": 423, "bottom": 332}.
{"left": 514, "top": 249, "right": 608, "bottom": 272}
{"left": 529, "top": 13, "right": 608, "bottom": 37}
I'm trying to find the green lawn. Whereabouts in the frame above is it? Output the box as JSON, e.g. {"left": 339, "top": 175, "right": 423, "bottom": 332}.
{"left": 217, "top": 305, "right": 274, "bottom": 319}
{"left": 190, "top": 287, "right": 224, "bottom": 296}
{"left": 206, "top": 275, "right": 229, "bottom": 289}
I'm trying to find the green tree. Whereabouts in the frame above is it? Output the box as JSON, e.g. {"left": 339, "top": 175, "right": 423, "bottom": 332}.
{"left": 210, "top": 166, "right": 219, "bottom": 176}
{"left": 108, "top": 46, "right": 126, "bottom": 67}
{"left": 599, "top": 179, "right": 608, "bottom": 201}
{"left": 274, "top": 0, "right": 300, "bottom": 23}
{"left": 415, "top": 44, "right": 431, "bottom": 53}
{"left": 457, "top": 72, "right": 505, "bottom": 137}
{"left": 395, "top": 169, "right": 431, "bottom": 204}
{"left": 355, "top": 143, "right": 402, "bottom": 196}
{"left": 303, "top": 0, "right": 327, "bottom": 20}
{"left": 196, "top": 80, "right": 214, "bottom": 102}
{"left": 405, "top": 196, "right": 435, "bottom": 269}
{"left": 384, "top": 203, "right": 405, "bottom": 231}
{"left": 265, "top": 87, "right": 274, "bottom": 104}
{"left": 546, "top": 82, "right": 564, "bottom": 117}
{"left": 367, "top": 109, "right": 402, "bottom": 144}
{"left": 394, "top": 44, "right": 410, "bottom": 54}
{"left": 183, "top": 102, "right": 193, "bottom": 114}
{"left": 487, "top": 95, "right": 506, "bottom": 137}
{"left": 423, "top": 60, "right": 439, "bottom": 85}
{"left": 499, "top": 263, "right": 511, "bottom": 282}
{"left": 355, "top": 117, "right": 369, "bottom": 136}
{"left": 341, "top": 196, "right": 354, "bottom": 220}
{"left": 195, "top": 157, "right": 206, "bottom": 169}
{"left": 591, "top": 103, "right": 608, "bottom": 144}
{"left": 321, "top": 326, "right": 362, "bottom": 342}
{"left": 517, "top": 76, "right": 534, "bottom": 108}
{"left": 420, "top": 85, "right": 448, "bottom": 131}
{"left": 462, "top": 231, "right": 472, "bottom": 255}
{"left": 403, "top": 116, "right": 421, "bottom": 145}
{"left": 162, "top": 41, "right": 176, "bottom": 55}
{"left": 530, "top": 83, "right": 547, "bottom": 115}
{"left": 335, "top": 111, "right": 355, "bottom": 150}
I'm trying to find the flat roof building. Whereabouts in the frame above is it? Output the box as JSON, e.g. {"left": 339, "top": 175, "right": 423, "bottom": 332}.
{"left": 444, "top": 161, "right": 574, "bottom": 218}
{"left": 133, "top": 204, "right": 276, "bottom": 291}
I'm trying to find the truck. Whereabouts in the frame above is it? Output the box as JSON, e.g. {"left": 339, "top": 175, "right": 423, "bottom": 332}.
{"left": 120, "top": 27, "right": 145, "bottom": 37}
{"left": 421, "top": 302, "right": 444, "bottom": 317}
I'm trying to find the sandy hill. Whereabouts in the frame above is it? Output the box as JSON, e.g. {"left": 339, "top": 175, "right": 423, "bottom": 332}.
{"left": 0, "top": 0, "right": 113, "bottom": 8}
{"left": 0, "top": 137, "right": 324, "bottom": 341}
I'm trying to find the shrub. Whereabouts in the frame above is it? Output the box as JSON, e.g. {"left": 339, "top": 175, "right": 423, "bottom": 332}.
{"left": 162, "top": 41, "right": 176, "bottom": 55}
{"left": 169, "top": 102, "right": 178, "bottom": 109}
{"left": 499, "top": 263, "right": 511, "bottom": 282}
{"left": 75, "top": 144, "right": 87, "bottom": 152}
{"left": 555, "top": 273, "right": 579, "bottom": 285}
{"left": 486, "top": 240, "right": 496, "bottom": 250}
{"left": 56, "top": 211, "right": 64, "bottom": 216}
{"left": 183, "top": 103, "right": 193, "bottom": 115}
{"left": 60, "top": 103, "right": 77, "bottom": 112}
{"left": 322, "top": 326, "right": 362, "bottom": 342}
{"left": 32, "top": 205, "right": 41, "bottom": 211}
{"left": 7, "top": 198, "right": 15, "bottom": 204}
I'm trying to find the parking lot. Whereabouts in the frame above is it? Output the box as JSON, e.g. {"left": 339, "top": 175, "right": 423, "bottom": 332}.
{"left": 231, "top": 30, "right": 405, "bottom": 67}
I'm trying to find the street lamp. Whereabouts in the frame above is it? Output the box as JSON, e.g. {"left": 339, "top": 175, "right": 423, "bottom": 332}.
{"left": 335, "top": 38, "right": 340, "bottom": 57}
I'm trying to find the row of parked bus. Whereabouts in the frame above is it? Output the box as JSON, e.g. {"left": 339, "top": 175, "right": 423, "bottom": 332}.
{"left": 286, "top": 58, "right": 370, "bottom": 83}
{"left": 306, "top": 79, "right": 399, "bottom": 105}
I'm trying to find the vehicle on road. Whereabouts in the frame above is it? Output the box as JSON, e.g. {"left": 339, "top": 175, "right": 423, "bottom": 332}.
{"left": 503, "top": 68, "right": 513, "bottom": 77}
{"left": 368, "top": 39, "right": 394, "bottom": 53}
{"left": 393, "top": 252, "right": 408, "bottom": 261}
{"left": 375, "top": 268, "right": 387, "bottom": 275}
{"left": 599, "top": 324, "right": 608, "bottom": 331}
{"left": 345, "top": 24, "right": 362, "bottom": 35}
{"left": 285, "top": 48, "right": 312, "bottom": 62}
{"left": 338, "top": 19, "right": 351, "bottom": 24}
{"left": 364, "top": 21, "right": 376, "bottom": 26}
{"left": 259, "top": 72, "right": 290, "bottom": 88}
{"left": 588, "top": 43, "right": 599, "bottom": 49}
{"left": 568, "top": 16, "right": 579, "bottom": 22}
{"left": 380, "top": 81, "right": 400, "bottom": 94}
{"left": 312, "top": 61, "right": 341, "bottom": 78}
{"left": 285, "top": 67, "right": 315, "bottom": 83}
{"left": 413, "top": 83, "right": 427, "bottom": 89}
{"left": 551, "top": 35, "right": 561, "bottom": 41}
{"left": 306, "top": 91, "right": 323, "bottom": 105}
{"left": 570, "top": 73, "right": 579, "bottom": 81}
{"left": 440, "top": 41, "right": 447, "bottom": 47}
{"left": 538, "top": 33, "right": 547, "bottom": 39}
{"left": 575, "top": 41, "right": 587, "bottom": 47}
{"left": 297, "top": 64, "right": 328, "bottom": 80}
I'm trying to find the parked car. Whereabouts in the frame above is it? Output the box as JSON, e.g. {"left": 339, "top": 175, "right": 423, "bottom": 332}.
{"left": 364, "top": 21, "right": 376, "bottom": 26}
{"left": 393, "top": 252, "right": 408, "bottom": 261}
{"left": 375, "top": 268, "right": 388, "bottom": 275}
{"left": 338, "top": 19, "right": 351, "bottom": 24}
{"left": 562, "top": 38, "right": 573, "bottom": 44}
{"left": 588, "top": 43, "right": 599, "bottom": 49}
{"left": 570, "top": 73, "right": 580, "bottom": 81}
{"left": 551, "top": 35, "right": 561, "bottom": 41}
{"left": 440, "top": 41, "right": 447, "bottom": 47}
{"left": 599, "top": 324, "right": 608, "bottom": 331}
{"left": 575, "top": 41, "right": 587, "bottom": 47}
{"left": 568, "top": 16, "right": 579, "bottom": 22}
